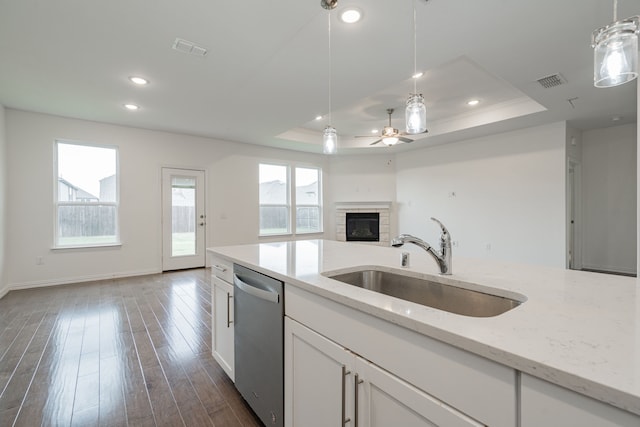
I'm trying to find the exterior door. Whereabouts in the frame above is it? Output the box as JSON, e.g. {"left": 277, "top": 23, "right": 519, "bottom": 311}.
{"left": 162, "top": 168, "right": 206, "bottom": 271}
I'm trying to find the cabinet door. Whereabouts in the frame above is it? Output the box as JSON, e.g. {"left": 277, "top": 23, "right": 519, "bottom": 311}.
{"left": 285, "top": 317, "right": 354, "bottom": 427}
{"left": 521, "top": 374, "right": 640, "bottom": 427}
{"left": 212, "top": 276, "right": 234, "bottom": 381}
{"left": 355, "top": 357, "right": 483, "bottom": 427}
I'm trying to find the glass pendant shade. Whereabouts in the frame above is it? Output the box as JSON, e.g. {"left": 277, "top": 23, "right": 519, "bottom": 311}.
{"left": 323, "top": 126, "right": 337, "bottom": 154}
{"left": 405, "top": 93, "right": 427, "bottom": 134}
{"left": 592, "top": 16, "right": 640, "bottom": 88}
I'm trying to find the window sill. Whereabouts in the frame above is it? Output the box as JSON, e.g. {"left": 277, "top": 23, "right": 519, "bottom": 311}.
{"left": 258, "top": 231, "right": 324, "bottom": 238}
{"left": 52, "top": 242, "right": 122, "bottom": 250}
{"left": 259, "top": 233, "right": 293, "bottom": 238}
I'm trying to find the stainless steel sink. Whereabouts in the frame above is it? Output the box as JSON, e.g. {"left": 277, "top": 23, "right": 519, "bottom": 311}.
{"left": 327, "top": 269, "right": 523, "bottom": 317}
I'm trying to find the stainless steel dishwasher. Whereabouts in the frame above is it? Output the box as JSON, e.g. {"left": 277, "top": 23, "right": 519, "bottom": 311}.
{"left": 233, "top": 263, "right": 284, "bottom": 427}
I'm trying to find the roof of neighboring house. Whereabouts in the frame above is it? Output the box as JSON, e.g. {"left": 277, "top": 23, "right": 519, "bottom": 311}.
{"left": 58, "top": 177, "right": 98, "bottom": 200}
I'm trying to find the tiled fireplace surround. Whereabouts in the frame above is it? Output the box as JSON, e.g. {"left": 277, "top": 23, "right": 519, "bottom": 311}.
{"left": 335, "top": 202, "right": 391, "bottom": 247}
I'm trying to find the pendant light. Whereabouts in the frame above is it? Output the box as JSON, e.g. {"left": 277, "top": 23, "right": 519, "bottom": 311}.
{"left": 592, "top": 0, "right": 639, "bottom": 88}
{"left": 322, "top": 0, "right": 337, "bottom": 154}
{"left": 405, "top": 0, "right": 427, "bottom": 134}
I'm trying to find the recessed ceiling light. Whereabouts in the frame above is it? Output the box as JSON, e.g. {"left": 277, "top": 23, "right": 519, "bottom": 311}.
{"left": 340, "top": 8, "right": 362, "bottom": 24}
{"left": 467, "top": 99, "right": 480, "bottom": 106}
{"left": 129, "top": 76, "right": 149, "bottom": 85}
{"left": 412, "top": 71, "right": 424, "bottom": 79}
{"left": 315, "top": 115, "right": 323, "bottom": 121}
{"left": 371, "top": 129, "right": 379, "bottom": 134}
{"left": 124, "top": 103, "right": 140, "bottom": 111}
{"left": 612, "top": 116, "right": 622, "bottom": 122}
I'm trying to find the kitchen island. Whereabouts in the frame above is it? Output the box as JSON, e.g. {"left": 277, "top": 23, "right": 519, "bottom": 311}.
{"left": 208, "top": 239, "right": 640, "bottom": 426}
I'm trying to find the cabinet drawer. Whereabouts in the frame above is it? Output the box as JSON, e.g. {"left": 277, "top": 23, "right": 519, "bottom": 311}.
{"left": 211, "top": 255, "right": 233, "bottom": 283}
{"left": 286, "top": 285, "right": 517, "bottom": 427}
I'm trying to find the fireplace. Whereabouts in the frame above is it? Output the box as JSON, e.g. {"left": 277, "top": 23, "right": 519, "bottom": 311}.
{"left": 335, "top": 201, "right": 391, "bottom": 246}
{"left": 346, "top": 212, "right": 380, "bottom": 242}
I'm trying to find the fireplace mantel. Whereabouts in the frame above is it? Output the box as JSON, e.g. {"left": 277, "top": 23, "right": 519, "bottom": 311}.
{"left": 335, "top": 201, "right": 392, "bottom": 210}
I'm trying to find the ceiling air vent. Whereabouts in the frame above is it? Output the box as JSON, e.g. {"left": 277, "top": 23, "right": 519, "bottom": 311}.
{"left": 172, "top": 38, "right": 208, "bottom": 57}
{"left": 536, "top": 73, "right": 566, "bottom": 89}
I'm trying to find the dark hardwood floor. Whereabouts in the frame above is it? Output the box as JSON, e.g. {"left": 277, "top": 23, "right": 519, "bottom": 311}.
{"left": 0, "top": 268, "right": 263, "bottom": 427}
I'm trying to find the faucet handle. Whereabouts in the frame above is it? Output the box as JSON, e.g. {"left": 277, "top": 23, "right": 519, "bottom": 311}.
{"left": 430, "top": 217, "right": 450, "bottom": 238}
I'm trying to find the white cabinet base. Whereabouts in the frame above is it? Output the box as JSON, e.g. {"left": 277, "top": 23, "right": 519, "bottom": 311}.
{"left": 521, "top": 374, "right": 640, "bottom": 427}
{"left": 212, "top": 274, "right": 234, "bottom": 381}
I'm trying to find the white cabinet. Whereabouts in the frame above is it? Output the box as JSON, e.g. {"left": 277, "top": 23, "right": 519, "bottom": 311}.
{"left": 285, "top": 317, "right": 351, "bottom": 427}
{"left": 521, "top": 374, "right": 640, "bottom": 427}
{"left": 286, "top": 285, "right": 517, "bottom": 427}
{"left": 211, "top": 256, "right": 234, "bottom": 381}
{"left": 285, "top": 317, "right": 484, "bottom": 427}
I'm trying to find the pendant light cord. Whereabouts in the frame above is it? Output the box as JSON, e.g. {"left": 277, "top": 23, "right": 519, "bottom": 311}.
{"left": 613, "top": 0, "right": 618, "bottom": 21}
{"left": 328, "top": 10, "right": 332, "bottom": 127}
{"left": 413, "top": 0, "right": 417, "bottom": 94}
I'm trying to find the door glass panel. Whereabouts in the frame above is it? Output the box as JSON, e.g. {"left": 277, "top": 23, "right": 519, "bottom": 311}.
{"left": 171, "top": 176, "right": 196, "bottom": 256}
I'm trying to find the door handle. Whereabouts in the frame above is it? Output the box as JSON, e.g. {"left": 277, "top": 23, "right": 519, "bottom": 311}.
{"left": 226, "top": 292, "right": 233, "bottom": 327}
{"left": 354, "top": 374, "right": 363, "bottom": 427}
{"left": 234, "top": 275, "right": 280, "bottom": 303}
{"left": 342, "top": 365, "right": 351, "bottom": 426}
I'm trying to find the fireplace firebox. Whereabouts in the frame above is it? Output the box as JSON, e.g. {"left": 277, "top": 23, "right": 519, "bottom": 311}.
{"left": 346, "top": 212, "right": 380, "bottom": 242}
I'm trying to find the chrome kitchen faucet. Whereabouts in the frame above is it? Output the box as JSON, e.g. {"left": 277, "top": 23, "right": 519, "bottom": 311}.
{"left": 392, "top": 217, "right": 452, "bottom": 275}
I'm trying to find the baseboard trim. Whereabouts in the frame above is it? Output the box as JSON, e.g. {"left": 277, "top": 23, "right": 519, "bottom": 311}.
{"left": 0, "top": 286, "right": 9, "bottom": 300}
{"left": 6, "top": 268, "right": 162, "bottom": 293}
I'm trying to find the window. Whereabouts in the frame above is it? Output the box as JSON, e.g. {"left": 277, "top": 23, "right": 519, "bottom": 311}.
{"left": 55, "top": 141, "right": 119, "bottom": 247}
{"left": 259, "top": 164, "right": 290, "bottom": 235}
{"left": 295, "top": 167, "right": 321, "bottom": 234}
{"left": 259, "top": 163, "right": 322, "bottom": 236}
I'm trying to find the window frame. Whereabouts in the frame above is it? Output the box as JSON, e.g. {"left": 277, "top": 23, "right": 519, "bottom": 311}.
{"left": 53, "top": 139, "right": 121, "bottom": 249}
{"left": 258, "top": 162, "right": 323, "bottom": 237}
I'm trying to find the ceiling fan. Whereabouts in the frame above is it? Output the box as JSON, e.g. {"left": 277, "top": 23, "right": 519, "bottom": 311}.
{"left": 355, "top": 108, "right": 427, "bottom": 146}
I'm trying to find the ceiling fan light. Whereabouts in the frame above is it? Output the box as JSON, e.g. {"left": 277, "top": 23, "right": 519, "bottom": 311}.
{"left": 382, "top": 136, "right": 399, "bottom": 146}
{"left": 323, "top": 126, "right": 337, "bottom": 154}
{"left": 405, "top": 93, "right": 427, "bottom": 134}
{"left": 592, "top": 16, "right": 639, "bottom": 88}
{"left": 340, "top": 8, "right": 362, "bottom": 24}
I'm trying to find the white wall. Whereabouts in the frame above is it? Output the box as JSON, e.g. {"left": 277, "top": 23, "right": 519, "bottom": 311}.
{"left": 581, "top": 123, "right": 637, "bottom": 275}
{"left": 0, "top": 105, "right": 7, "bottom": 298}
{"left": 5, "top": 109, "right": 328, "bottom": 289}
{"left": 395, "top": 122, "right": 567, "bottom": 268}
{"left": 326, "top": 154, "right": 397, "bottom": 239}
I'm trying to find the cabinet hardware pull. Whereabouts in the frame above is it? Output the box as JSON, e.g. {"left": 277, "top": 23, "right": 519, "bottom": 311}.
{"left": 226, "top": 292, "right": 233, "bottom": 327}
{"left": 354, "top": 374, "right": 363, "bottom": 427}
{"left": 214, "top": 264, "right": 227, "bottom": 272}
{"left": 342, "top": 365, "right": 351, "bottom": 425}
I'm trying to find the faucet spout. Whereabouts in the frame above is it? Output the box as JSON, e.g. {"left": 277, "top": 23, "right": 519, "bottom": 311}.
{"left": 392, "top": 218, "right": 452, "bottom": 275}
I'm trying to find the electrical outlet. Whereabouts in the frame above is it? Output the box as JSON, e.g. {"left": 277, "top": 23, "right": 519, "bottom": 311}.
{"left": 485, "top": 243, "right": 492, "bottom": 251}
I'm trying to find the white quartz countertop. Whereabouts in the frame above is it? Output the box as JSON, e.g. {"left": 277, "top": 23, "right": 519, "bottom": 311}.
{"left": 207, "top": 239, "right": 640, "bottom": 415}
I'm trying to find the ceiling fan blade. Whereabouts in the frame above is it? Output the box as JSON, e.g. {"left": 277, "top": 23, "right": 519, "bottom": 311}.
{"left": 399, "top": 137, "right": 413, "bottom": 143}
{"left": 369, "top": 139, "right": 382, "bottom": 145}
{"left": 400, "top": 129, "right": 429, "bottom": 136}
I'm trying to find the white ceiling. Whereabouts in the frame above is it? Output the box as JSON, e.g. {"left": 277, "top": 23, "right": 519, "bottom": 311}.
{"left": 0, "top": 0, "right": 637, "bottom": 154}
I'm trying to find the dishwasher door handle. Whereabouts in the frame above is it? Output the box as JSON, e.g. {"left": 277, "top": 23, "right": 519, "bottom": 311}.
{"left": 234, "top": 274, "right": 280, "bottom": 304}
